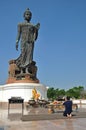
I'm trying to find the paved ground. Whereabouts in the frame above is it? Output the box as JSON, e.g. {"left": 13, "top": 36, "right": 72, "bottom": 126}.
{"left": 0, "top": 106, "right": 86, "bottom": 130}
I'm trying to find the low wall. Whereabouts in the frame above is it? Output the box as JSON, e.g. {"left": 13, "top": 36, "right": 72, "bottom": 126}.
{"left": 73, "top": 99, "right": 86, "bottom": 104}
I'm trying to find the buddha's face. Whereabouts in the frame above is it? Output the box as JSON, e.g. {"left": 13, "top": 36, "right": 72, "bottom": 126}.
{"left": 24, "top": 11, "right": 32, "bottom": 21}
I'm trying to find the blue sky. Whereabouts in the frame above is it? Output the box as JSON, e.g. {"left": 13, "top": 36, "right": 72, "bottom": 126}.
{"left": 0, "top": 0, "right": 86, "bottom": 90}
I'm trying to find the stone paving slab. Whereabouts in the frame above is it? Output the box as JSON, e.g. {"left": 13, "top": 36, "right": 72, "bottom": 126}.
{"left": 21, "top": 112, "right": 86, "bottom": 121}
{"left": 0, "top": 108, "right": 86, "bottom": 130}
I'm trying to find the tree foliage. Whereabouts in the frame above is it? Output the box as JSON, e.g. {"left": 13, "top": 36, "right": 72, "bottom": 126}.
{"left": 47, "top": 86, "right": 85, "bottom": 100}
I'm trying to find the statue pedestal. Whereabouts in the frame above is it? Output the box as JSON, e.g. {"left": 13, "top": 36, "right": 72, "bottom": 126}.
{"left": 6, "top": 59, "right": 39, "bottom": 84}
{"left": 0, "top": 83, "right": 47, "bottom": 102}
{"left": 6, "top": 73, "right": 39, "bottom": 84}
{"left": 1, "top": 59, "right": 47, "bottom": 104}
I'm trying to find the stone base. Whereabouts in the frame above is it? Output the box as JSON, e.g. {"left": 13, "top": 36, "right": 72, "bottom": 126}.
{"left": 7, "top": 78, "right": 39, "bottom": 83}
{"left": 6, "top": 74, "right": 39, "bottom": 84}
{"left": 0, "top": 83, "right": 47, "bottom": 102}
{"left": 6, "top": 59, "right": 39, "bottom": 84}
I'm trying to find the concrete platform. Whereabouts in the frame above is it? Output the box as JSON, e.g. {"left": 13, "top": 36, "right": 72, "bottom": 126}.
{"left": 21, "top": 112, "right": 86, "bottom": 121}
{"left": 21, "top": 106, "right": 86, "bottom": 121}
{"left": 0, "top": 107, "right": 86, "bottom": 130}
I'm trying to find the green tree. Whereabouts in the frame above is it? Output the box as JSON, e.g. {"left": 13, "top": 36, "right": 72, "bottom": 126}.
{"left": 81, "top": 90, "right": 86, "bottom": 98}
{"left": 57, "top": 89, "right": 65, "bottom": 97}
{"left": 66, "top": 88, "right": 75, "bottom": 98}
{"left": 66, "top": 86, "right": 84, "bottom": 99}
{"left": 47, "top": 86, "right": 85, "bottom": 100}
{"left": 47, "top": 87, "right": 56, "bottom": 100}
{"left": 47, "top": 88, "right": 66, "bottom": 100}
